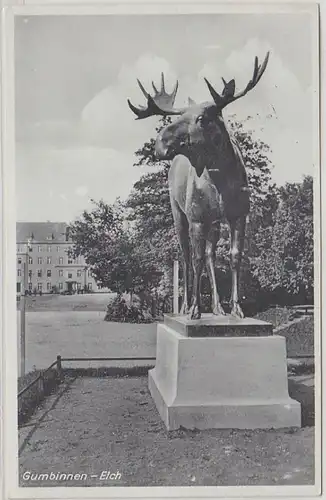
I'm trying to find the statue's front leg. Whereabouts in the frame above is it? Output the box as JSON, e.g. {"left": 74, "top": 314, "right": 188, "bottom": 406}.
{"left": 180, "top": 258, "right": 190, "bottom": 315}
{"left": 229, "top": 216, "right": 246, "bottom": 319}
{"left": 188, "top": 222, "right": 205, "bottom": 320}
{"left": 206, "top": 221, "right": 225, "bottom": 316}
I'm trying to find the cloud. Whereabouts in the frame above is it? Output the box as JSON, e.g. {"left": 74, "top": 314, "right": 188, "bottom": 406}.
{"left": 16, "top": 144, "right": 157, "bottom": 222}
{"left": 75, "top": 186, "right": 88, "bottom": 197}
{"left": 80, "top": 53, "right": 177, "bottom": 152}
{"left": 204, "top": 44, "right": 221, "bottom": 50}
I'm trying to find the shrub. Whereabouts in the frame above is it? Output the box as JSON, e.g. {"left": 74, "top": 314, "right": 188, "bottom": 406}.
{"left": 254, "top": 306, "right": 293, "bottom": 328}
{"left": 275, "top": 316, "right": 314, "bottom": 357}
{"left": 104, "top": 295, "right": 153, "bottom": 323}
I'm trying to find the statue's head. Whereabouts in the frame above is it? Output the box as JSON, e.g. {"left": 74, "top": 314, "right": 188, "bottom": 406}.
{"left": 155, "top": 102, "right": 228, "bottom": 163}
{"left": 128, "top": 53, "right": 269, "bottom": 174}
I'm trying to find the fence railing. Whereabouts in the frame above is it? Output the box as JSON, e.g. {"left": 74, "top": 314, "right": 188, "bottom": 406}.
{"left": 18, "top": 358, "right": 61, "bottom": 398}
{"left": 18, "top": 355, "right": 156, "bottom": 399}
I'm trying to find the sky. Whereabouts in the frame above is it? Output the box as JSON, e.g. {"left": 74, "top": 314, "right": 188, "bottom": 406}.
{"left": 15, "top": 12, "right": 317, "bottom": 223}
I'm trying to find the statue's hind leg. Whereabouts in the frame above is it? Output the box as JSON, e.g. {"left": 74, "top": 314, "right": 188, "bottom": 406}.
{"left": 188, "top": 222, "right": 206, "bottom": 320}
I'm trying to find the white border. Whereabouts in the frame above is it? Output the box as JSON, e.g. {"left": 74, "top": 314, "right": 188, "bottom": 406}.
{"left": 1, "top": 1, "right": 322, "bottom": 500}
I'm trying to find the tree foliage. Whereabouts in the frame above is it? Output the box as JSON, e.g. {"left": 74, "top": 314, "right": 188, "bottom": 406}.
{"left": 68, "top": 199, "right": 123, "bottom": 288}
{"left": 69, "top": 199, "right": 163, "bottom": 297}
{"left": 253, "top": 176, "right": 313, "bottom": 301}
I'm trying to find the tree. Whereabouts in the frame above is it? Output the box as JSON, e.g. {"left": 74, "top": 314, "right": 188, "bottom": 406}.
{"left": 127, "top": 117, "right": 179, "bottom": 268}
{"left": 253, "top": 176, "right": 313, "bottom": 303}
{"left": 69, "top": 199, "right": 162, "bottom": 299}
{"left": 69, "top": 199, "right": 123, "bottom": 288}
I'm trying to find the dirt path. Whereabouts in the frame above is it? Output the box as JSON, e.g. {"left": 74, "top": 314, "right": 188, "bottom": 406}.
{"left": 19, "top": 376, "right": 315, "bottom": 488}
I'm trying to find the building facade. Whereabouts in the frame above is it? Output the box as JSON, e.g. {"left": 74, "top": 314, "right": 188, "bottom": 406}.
{"left": 16, "top": 222, "right": 99, "bottom": 294}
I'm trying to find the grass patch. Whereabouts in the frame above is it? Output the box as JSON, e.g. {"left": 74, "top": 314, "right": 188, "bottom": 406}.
{"left": 18, "top": 369, "right": 62, "bottom": 426}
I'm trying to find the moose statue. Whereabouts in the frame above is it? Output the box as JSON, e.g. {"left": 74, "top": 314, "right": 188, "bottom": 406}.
{"left": 128, "top": 53, "right": 270, "bottom": 320}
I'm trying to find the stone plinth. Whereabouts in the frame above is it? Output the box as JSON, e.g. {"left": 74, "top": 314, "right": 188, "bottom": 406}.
{"left": 164, "top": 313, "right": 273, "bottom": 337}
{"left": 148, "top": 316, "right": 301, "bottom": 430}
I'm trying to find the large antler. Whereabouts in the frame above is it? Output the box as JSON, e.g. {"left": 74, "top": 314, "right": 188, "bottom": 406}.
{"left": 204, "top": 52, "right": 270, "bottom": 109}
{"left": 127, "top": 73, "right": 186, "bottom": 119}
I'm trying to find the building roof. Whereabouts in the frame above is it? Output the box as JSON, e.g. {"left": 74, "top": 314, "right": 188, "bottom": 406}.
{"left": 16, "top": 222, "right": 71, "bottom": 243}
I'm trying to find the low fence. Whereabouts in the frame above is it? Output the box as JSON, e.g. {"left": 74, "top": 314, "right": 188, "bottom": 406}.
{"left": 18, "top": 355, "right": 156, "bottom": 400}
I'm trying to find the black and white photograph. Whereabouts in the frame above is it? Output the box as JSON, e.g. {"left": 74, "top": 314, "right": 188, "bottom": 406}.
{"left": 1, "top": 1, "right": 321, "bottom": 497}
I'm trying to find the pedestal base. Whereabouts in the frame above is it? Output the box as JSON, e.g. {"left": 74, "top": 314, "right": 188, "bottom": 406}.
{"left": 148, "top": 320, "right": 301, "bottom": 430}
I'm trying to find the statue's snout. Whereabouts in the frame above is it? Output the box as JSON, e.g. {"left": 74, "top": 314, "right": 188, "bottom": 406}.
{"left": 155, "top": 134, "right": 168, "bottom": 159}
{"left": 155, "top": 132, "right": 176, "bottom": 160}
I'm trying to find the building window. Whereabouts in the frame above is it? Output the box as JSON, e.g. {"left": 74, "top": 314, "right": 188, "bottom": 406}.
{"left": 28, "top": 257, "right": 33, "bottom": 264}
{"left": 88, "top": 270, "right": 92, "bottom": 277}
{"left": 47, "top": 257, "right": 52, "bottom": 264}
{"left": 47, "top": 246, "right": 51, "bottom": 252}
{"left": 28, "top": 270, "right": 32, "bottom": 277}
{"left": 38, "top": 245, "right": 42, "bottom": 252}
{"left": 38, "top": 257, "right": 42, "bottom": 264}
{"left": 77, "top": 269, "right": 82, "bottom": 277}
{"left": 59, "top": 269, "right": 63, "bottom": 277}
{"left": 77, "top": 283, "right": 81, "bottom": 290}
{"left": 47, "top": 269, "right": 51, "bottom": 277}
{"left": 59, "top": 282, "right": 63, "bottom": 290}
{"left": 37, "top": 283, "right": 43, "bottom": 291}
{"left": 28, "top": 283, "right": 33, "bottom": 291}
{"left": 68, "top": 258, "right": 73, "bottom": 264}
{"left": 37, "top": 269, "right": 42, "bottom": 278}
{"left": 18, "top": 257, "right": 22, "bottom": 265}
{"left": 59, "top": 257, "right": 63, "bottom": 265}
{"left": 17, "top": 282, "right": 21, "bottom": 293}
{"left": 17, "top": 269, "right": 21, "bottom": 276}
{"left": 56, "top": 246, "right": 60, "bottom": 252}
{"left": 88, "top": 283, "right": 92, "bottom": 290}
{"left": 68, "top": 273, "right": 73, "bottom": 279}
{"left": 47, "top": 282, "right": 51, "bottom": 291}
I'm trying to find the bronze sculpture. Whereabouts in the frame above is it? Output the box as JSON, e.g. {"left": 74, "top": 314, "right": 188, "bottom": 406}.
{"left": 128, "top": 53, "right": 270, "bottom": 319}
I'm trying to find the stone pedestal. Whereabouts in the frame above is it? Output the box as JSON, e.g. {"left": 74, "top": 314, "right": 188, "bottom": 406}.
{"left": 148, "top": 314, "right": 301, "bottom": 430}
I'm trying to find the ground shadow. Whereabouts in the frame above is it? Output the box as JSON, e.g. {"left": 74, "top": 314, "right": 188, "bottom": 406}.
{"left": 288, "top": 379, "right": 315, "bottom": 427}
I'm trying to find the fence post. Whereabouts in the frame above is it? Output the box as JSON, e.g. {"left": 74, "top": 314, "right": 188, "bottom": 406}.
{"left": 39, "top": 371, "right": 44, "bottom": 398}
{"left": 56, "top": 355, "right": 62, "bottom": 377}
{"left": 173, "top": 259, "right": 179, "bottom": 315}
{"left": 20, "top": 261, "right": 28, "bottom": 376}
